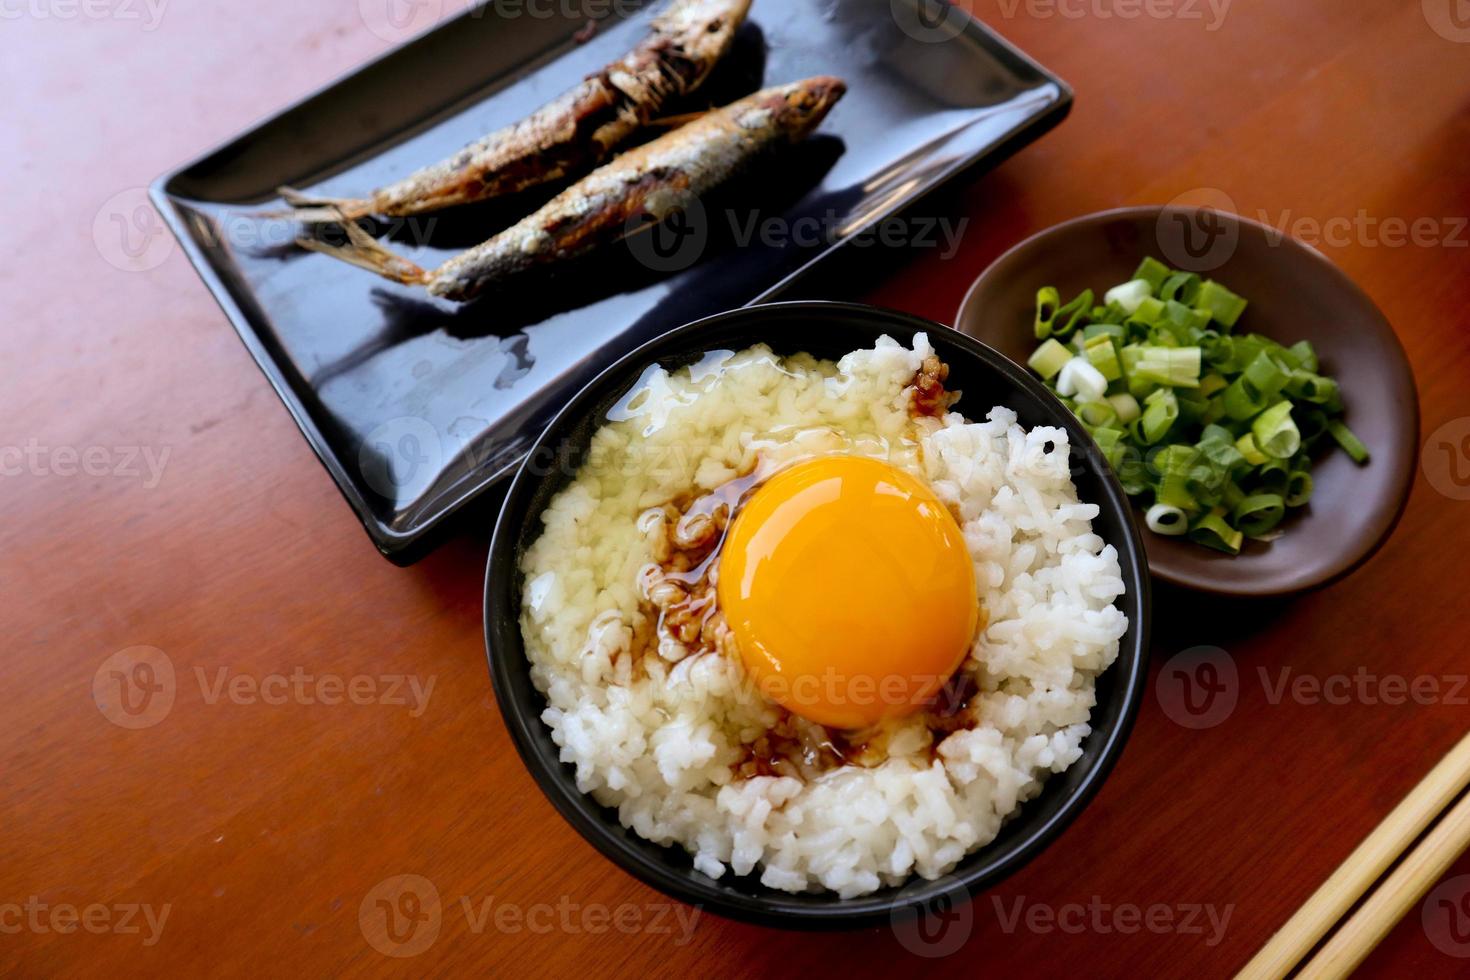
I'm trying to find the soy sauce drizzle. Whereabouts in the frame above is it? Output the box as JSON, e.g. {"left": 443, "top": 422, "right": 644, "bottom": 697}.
{"left": 635, "top": 355, "right": 982, "bottom": 782}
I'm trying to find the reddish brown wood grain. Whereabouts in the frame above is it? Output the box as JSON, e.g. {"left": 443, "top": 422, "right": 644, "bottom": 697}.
{"left": 3, "top": 0, "right": 1469, "bottom": 975}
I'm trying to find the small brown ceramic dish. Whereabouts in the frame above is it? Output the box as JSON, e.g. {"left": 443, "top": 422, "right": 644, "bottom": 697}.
{"left": 956, "top": 206, "right": 1418, "bottom": 597}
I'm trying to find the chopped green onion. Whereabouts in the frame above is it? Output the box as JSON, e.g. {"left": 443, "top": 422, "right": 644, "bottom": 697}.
{"left": 1116, "top": 460, "right": 1151, "bottom": 497}
{"left": 1132, "top": 296, "right": 1167, "bottom": 326}
{"left": 1134, "top": 346, "right": 1202, "bottom": 388}
{"left": 1155, "top": 300, "right": 1209, "bottom": 344}
{"left": 1242, "top": 351, "right": 1289, "bottom": 401}
{"left": 1287, "top": 340, "right": 1318, "bottom": 373}
{"left": 1230, "top": 335, "right": 1271, "bottom": 372}
{"left": 1234, "top": 432, "right": 1268, "bottom": 465}
{"left": 1197, "top": 426, "right": 1246, "bottom": 475}
{"left": 1284, "top": 370, "right": 1339, "bottom": 405}
{"left": 1199, "top": 373, "right": 1228, "bottom": 398}
{"left": 1256, "top": 457, "right": 1290, "bottom": 494}
{"left": 1233, "top": 494, "right": 1286, "bottom": 536}
{"left": 1023, "top": 257, "right": 1364, "bottom": 554}
{"left": 1132, "top": 388, "right": 1178, "bottom": 445}
{"left": 1028, "top": 338, "right": 1072, "bottom": 380}
{"left": 1092, "top": 425, "right": 1124, "bottom": 460}
{"left": 1034, "top": 286, "right": 1060, "bottom": 339}
{"left": 1285, "top": 468, "right": 1314, "bottom": 507}
{"left": 1195, "top": 279, "right": 1248, "bottom": 329}
{"left": 1189, "top": 510, "right": 1244, "bottom": 554}
{"left": 1199, "top": 395, "right": 1226, "bottom": 426}
{"left": 1153, "top": 444, "right": 1203, "bottom": 512}
{"left": 1252, "top": 401, "right": 1301, "bottom": 459}
{"left": 1146, "top": 503, "right": 1188, "bottom": 536}
{"left": 1119, "top": 342, "right": 1143, "bottom": 366}
{"left": 1204, "top": 334, "right": 1236, "bottom": 369}
{"left": 1133, "top": 257, "right": 1171, "bottom": 291}
{"left": 1107, "top": 392, "right": 1142, "bottom": 424}
{"left": 1057, "top": 357, "right": 1109, "bottom": 402}
{"left": 1083, "top": 321, "right": 1125, "bottom": 343}
{"left": 1153, "top": 443, "right": 1199, "bottom": 473}
{"left": 1175, "top": 389, "right": 1211, "bottom": 425}
{"left": 1156, "top": 473, "right": 1196, "bottom": 511}
{"left": 1076, "top": 400, "right": 1117, "bottom": 427}
{"left": 1083, "top": 333, "right": 1123, "bottom": 382}
{"left": 1327, "top": 420, "right": 1370, "bottom": 463}
{"left": 1104, "top": 279, "right": 1153, "bottom": 315}
{"left": 1222, "top": 479, "right": 1246, "bottom": 510}
{"left": 1197, "top": 423, "right": 1235, "bottom": 446}
{"left": 1222, "top": 375, "right": 1268, "bottom": 420}
{"left": 1160, "top": 272, "right": 1201, "bottom": 305}
{"left": 1051, "top": 289, "right": 1093, "bottom": 340}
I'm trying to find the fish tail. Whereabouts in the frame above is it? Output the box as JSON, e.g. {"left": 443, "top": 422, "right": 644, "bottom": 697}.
{"left": 277, "top": 185, "right": 375, "bottom": 223}
{"left": 295, "top": 210, "right": 432, "bottom": 287}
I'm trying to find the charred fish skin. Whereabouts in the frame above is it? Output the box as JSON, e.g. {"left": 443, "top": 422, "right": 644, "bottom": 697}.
{"left": 296, "top": 78, "right": 846, "bottom": 298}
{"left": 428, "top": 76, "right": 848, "bottom": 300}
{"left": 287, "top": 0, "right": 752, "bottom": 221}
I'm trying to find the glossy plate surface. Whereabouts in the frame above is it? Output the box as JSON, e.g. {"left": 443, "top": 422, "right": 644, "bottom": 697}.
{"left": 956, "top": 206, "right": 1419, "bottom": 596}
{"left": 485, "top": 301, "right": 1149, "bottom": 927}
{"left": 153, "top": 0, "right": 1071, "bottom": 561}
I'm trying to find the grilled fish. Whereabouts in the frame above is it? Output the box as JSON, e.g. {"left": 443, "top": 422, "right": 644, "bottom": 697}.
{"left": 300, "top": 76, "right": 847, "bottom": 302}
{"left": 281, "top": 0, "right": 752, "bottom": 222}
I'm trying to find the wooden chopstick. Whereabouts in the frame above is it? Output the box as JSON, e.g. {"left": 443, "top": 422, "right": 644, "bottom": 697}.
{"left": 1296, "top": 785, "right": 1470, "bottom": 977}
{"left": 1236, "top": 731, "right": 1470, "bottom": 980}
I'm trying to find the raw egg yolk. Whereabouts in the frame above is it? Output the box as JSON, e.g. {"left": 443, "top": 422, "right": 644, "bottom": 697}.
{"left": 717, "top": 456, "right": 978, "bottom": 729}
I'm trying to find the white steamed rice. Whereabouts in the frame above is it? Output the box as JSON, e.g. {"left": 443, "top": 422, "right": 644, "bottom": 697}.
{"left": 518, "top": 335, "right": 1128, "bottom": 897}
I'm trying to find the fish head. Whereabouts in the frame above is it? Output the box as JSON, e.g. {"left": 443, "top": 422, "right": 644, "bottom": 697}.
{"left": 768, "top": 76, "right": 848, "bottom": 140}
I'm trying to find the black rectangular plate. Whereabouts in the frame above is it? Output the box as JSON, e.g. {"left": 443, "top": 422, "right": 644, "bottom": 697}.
{"left": 153, "top": 0, "right": 1071, "bottom": 563}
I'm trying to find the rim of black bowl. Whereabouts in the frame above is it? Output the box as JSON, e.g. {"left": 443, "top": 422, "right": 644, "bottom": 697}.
{"left": 484, "top": 301, "right": 1151, "bottom": 929}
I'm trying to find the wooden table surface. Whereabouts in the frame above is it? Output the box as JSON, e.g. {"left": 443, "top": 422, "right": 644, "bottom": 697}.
{"left": 5, "top": 0, "right": 1469, "bottom": 975}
